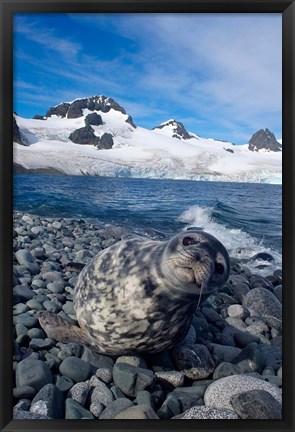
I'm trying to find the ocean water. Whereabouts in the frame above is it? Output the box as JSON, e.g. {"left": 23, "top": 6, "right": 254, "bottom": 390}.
{"left": 14, "top": 175, "right": 282, "bottom": 273}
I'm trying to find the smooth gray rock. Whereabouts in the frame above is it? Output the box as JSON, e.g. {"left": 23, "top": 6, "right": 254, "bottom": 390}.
{"left": 99, "top": 398, "right": 134, "bottom": 419}
{"left": 65, "top": 398, "right": 94, "bottom": 419}
{"left": 113, "top": 363, "right": 155, "bottom": 397}
{"left": 110, "top": 385, "right": 127, "bottom": 400}
{"left": 201, "top": 307, "right": 222, "bottom": 323}
{"left": 55, "top": 375, "right": 74, "bottom": 393}
{"left": 45, "top": 352, "right": 61, "bottom": 368}
{"left": 172, "top": 344, "right": 215, "bottom": 379}
{"left": 59, "top": 356, "right": 92, "bottom": 383}
{"left": 230, "top": 389, "right": 282, "bottom": 419}
{"left": 13, "top": 313, "right": 38, "bottom": 328}
{"left": 31, "top": 384, "right": 64, "bottom": 419}
{"left": 29, "top": 338, "right": 54, "bottom": 350}
{"left": 213, "top": 362, "right": 241, "bottom": 380}
{"left": 43, "top": 300, "right": 61, "bottom": 314}
{"left": 243, "top": 288, "right": 282, "bottom": 331}
{"left": 26, "top": 299, "right": 44, "bottom": 311}
{"left": 170, "top": 386, "right": 205, "bottom": 411}
{"left": 259, "top": 345, "right": 282, "bottom": 371}
{"left": 15, "top": 323, "right": 29, "bottom": 337}
{"left": 228, "top": 304, "right": 250, "bottom": 320}
{"left": 13, "top": 385, "right": 37, "bottom": 399}
{"left": 274, "top": 285, "right": 282, "bottom": 303}
{"left": 225, "top": 317, "right": 247, "bottom": 330}
{"left": 62, "top": 301, "right": 75, "bottom": 315}
{"left": 207, "top": 342, "right": 241, "bottom": 363}
{"left": 219, "top": 325, "right": 260, "bottom": 348}
{"left": 27, "top": 328, "right": 46, "bottom": 340}
{"left": 16, "top": 359, "right": 52, "bottom": 391}
{"left": 115, "top": 355, "right": 147, "bottom": 369}
{"left": 13, "top": 285, "right": 35, "bottom": 302}
{"left": 81, "top": 347, "right": 114, "bottom": 370}
{"left": 15, "top": 249, "right": 33, "bottom": 265}
{"left": 135, "top": 390, "right": 156, "bottom": 410}
{"left": 172, "top": 406, "right": 239, "bottom": 419}
{"left": 157, "top": 394, "right": 182, "bottom": 419}
{"left": 47, "top": 282, "right": 65, "bottom": 294}
{"left": 25, "top": 262, "right": 40, "bottom": 275}
{"left": 235, "top": 342, "right": 280, "bottom": 373}
{"left": 114, "top": 404, "right": 159, "bottom": 419}
{"left": 231, "top": 283, "right": 250, "bottom": 302}
{"left": 204, "top": 374, "right": 282, "bottom": 411}
{"left": 13, "top": 303, "right": 29, "bottom": 315}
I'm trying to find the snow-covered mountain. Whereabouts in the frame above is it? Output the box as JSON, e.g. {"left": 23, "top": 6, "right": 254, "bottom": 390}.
{"left": 13, "top": 95, "right": 282, "bottom": 184}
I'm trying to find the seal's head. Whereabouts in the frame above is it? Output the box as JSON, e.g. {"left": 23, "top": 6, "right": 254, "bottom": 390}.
{"left": 163, "top": 228, "right": 230, "bottom": 297}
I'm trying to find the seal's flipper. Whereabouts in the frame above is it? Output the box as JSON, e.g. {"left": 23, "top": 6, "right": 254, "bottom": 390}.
{"left": 38, "top": 311, "right": 94, "bottom": 347}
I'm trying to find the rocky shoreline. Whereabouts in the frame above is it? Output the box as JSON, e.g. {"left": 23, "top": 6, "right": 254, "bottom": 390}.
{"left": 13, "top": 211, "right": 282, "bottom": 420}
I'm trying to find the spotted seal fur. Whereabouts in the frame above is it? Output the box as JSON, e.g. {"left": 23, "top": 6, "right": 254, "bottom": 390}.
{"left": 39, "top": 229, "right": 230, "bottom": 355}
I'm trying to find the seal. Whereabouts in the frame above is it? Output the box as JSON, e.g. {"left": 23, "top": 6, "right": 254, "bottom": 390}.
{"left": 39, "top": 229, "right": 230, "bottom": 355}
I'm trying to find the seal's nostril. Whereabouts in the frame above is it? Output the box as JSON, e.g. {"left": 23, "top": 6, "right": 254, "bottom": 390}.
{"left": 215, "top": 262, "right": 224, "bottom": 275}
{"left": 182, "top": 236, "right": 197, "bottom": 246}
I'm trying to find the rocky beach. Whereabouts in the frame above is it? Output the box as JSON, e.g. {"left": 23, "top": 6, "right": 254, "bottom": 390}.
{"left": 13, "top": 211, "right": 283, "bottom": 420}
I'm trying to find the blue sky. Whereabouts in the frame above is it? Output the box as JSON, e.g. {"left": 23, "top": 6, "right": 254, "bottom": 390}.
{"left": 14, "top": 13, "right": 282, "bottom": 144}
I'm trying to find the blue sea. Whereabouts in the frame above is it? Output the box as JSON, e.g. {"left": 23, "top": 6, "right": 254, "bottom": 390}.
{"left": 13, "top": 175, "right": 282, "bottom": 273}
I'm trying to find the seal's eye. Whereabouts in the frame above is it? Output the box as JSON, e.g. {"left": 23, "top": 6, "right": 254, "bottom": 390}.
{"left": 215, "top": 262, "right": 224, "bottom": 275}
{"left": 182, "top": 236, "right": 196, "bottom": 246}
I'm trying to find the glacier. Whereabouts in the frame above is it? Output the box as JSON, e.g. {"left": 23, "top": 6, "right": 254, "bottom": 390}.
{"left": 13, "top": 100, "right": 282, "bottom": 184}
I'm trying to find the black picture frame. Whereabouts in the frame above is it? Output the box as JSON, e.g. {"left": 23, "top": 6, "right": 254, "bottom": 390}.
{"left": 1, "top": 1, "right": 294, "bottom": 431}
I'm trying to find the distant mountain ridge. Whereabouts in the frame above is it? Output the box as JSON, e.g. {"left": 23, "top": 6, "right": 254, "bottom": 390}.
{"left": 13, "top": 94, "right": 282, "bottom": 184}
{"left": 153, "top": 119, "right": 195, "bottom": 140}
{"left": 248, "top": 128, "right": 282, "bottom": 152}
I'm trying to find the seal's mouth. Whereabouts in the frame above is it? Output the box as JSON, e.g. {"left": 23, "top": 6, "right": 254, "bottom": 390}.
{"left": 190, "top": 260, "right": 212, "bottom": 293}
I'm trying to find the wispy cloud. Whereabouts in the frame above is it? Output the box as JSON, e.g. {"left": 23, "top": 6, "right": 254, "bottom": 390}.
{"left": 14, "top": 16, "right": 81, "bottom": 58}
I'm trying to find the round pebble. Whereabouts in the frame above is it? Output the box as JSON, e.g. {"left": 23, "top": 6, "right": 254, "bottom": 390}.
{"left": 59, "top": 357, "right": 92, "bottom": 383}
{"left": 172, "top": 405, "right": 239, "bottom": 419}
{"left": 243, "top": 288, "right": 282, "bottom": 331}
{"left": 204, "top": 374, "right": 282, "bottom": 411}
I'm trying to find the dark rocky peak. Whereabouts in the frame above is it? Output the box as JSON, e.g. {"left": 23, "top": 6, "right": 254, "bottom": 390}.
{"left": 13, "top": 116, "right": 26, "bottom": 145}
{"left": 248, "top": 128, "right": 282, "bottom": 152}
{"left": 45, "top": 95, "right": 127, "bottom": 120}
{"left": 85, "top": 112, "right": 103, "bottom": 126}
{"left": 68, "top": 126, "right": 114, "bottom": 149}
{"left": 153, "top": 119, "right": 194, "bottom": 140}
{"left": 45, "top": 103, "right": 70, "bottom": 119}
{"left": 95, "top": 133, "right": 114, "bottom": 150}
{"left": 33, "top": 115, "right": 46, "bottom": 120}
{"left": 125, "top": 115, "right": 137, "bottom": 129}
{"left": 69, "top": 125, "right": 100, "bottom": 145}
